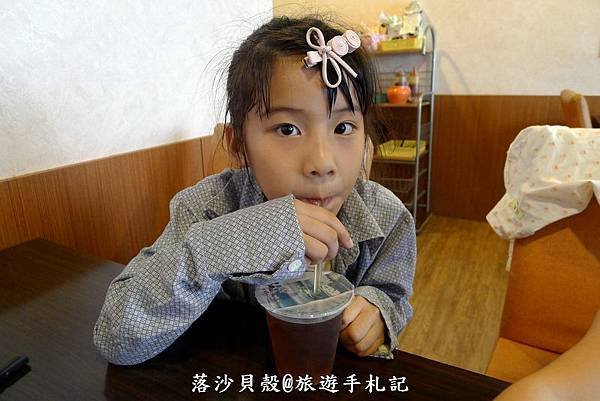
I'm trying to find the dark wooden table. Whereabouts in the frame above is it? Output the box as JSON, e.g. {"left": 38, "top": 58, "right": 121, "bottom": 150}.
{"left": 0, "top": 239, "right": 510, "bottom": 400}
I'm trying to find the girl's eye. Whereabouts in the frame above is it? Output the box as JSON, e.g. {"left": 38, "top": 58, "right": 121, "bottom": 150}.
{"left": 276, "top": 124, "right": 300, "bottom": 136}
{"left": 334, "top": 122, "right": 354, "bottom": 135}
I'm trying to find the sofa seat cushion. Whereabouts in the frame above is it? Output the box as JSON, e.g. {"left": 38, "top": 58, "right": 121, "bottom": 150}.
{"left": 486, "top": 337, "right": 560, "bottom": 383}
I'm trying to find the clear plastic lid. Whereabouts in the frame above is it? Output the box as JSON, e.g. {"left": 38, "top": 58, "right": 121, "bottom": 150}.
{"left": 255, "top": 271, "right": 354, "bottom": 323}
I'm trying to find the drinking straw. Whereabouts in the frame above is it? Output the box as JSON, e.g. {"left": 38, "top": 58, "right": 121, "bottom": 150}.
{"left": 313, "top": 261, "right": 323, "bottom": 295}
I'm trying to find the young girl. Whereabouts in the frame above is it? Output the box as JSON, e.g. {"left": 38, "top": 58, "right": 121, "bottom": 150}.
{"left": 94, "top": 16, "right": 416, "bottom": 366}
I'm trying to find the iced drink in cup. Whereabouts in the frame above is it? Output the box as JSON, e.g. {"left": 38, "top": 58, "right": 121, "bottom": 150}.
{"left": 255, "top": 271, "right": 354, "bottom": 379}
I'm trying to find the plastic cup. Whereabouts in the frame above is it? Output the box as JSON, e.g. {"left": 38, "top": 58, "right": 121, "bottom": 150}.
{"left": 255, "top": 271, "right": 354, "bottom": 379}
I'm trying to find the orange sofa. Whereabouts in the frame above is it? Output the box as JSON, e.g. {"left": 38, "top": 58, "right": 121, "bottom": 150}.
{"left": 486, "top": 201, "right": 600, "bottom": 383}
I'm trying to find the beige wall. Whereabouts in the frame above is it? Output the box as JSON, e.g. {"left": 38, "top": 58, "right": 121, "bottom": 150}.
{"left": 0, "top": 1, "right": 273, "bottom": 180}
{"left": 273, "top": 0, "right": 600, "bottom": 96}
{"left": 273, "top": 0, "right": 408, "bottom": 28}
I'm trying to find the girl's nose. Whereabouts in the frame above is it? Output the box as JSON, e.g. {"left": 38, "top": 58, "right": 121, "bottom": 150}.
{"left": 303, "top": 133, "right": 336, "bottom": 177}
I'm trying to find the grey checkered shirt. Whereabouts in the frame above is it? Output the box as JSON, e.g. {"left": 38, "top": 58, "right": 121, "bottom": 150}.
{"left": 94, "top": 168, "right": 416, "bottom": 365}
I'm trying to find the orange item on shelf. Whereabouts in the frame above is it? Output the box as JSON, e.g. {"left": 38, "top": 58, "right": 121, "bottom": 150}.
{"left": 387, "top": 70, "right": 411, "bottom": 104}
{"left": 386, "top": 84, "right": 411, "bottom": 104}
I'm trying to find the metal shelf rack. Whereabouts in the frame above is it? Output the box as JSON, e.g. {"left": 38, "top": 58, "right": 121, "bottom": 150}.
{"left": 370, "top": 25, "right": 436, "bottom": 233}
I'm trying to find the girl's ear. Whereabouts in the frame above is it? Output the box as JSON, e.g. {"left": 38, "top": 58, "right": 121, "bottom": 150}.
{"left": 224, "top": 124, "right": 245, "bottom": 167}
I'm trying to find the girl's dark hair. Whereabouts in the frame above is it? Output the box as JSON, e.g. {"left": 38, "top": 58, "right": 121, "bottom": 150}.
{"left": 223, "top": 15, "right": 385, "bottom": 169}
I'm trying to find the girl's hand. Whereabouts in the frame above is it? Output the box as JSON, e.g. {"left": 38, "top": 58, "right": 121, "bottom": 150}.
{"left": 293, "top": 199, "right": 353, "bottom": 264}
{"left": 340, "top": 296, "right": 385, "bottom": 357}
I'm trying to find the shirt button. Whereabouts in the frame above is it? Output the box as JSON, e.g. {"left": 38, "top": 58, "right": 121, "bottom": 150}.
{"left": 287, "top": 260, "right": 303, "bottom": 272}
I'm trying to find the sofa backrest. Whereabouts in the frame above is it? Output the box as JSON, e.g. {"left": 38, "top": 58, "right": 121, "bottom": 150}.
{"left": 560, "top": 89, "right": 593, "bottom": 129}
{"left": 500, "top": 201, "right": 600, "bottom": 353}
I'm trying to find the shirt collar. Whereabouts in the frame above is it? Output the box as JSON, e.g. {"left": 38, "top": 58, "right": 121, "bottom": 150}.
{"left": 335, "top": 181, "right": 385, "bottom": 271}
{"left": 337, "top": 183, "right": 385, "bottom": 244}
{"left": 202, "top": 169, "right": 265, "bottom": 219}
{"left": 237, "top": 169, "right": 268, "bottom": 210}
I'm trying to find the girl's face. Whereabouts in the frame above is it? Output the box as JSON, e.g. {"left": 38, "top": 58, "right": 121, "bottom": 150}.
{"left": 243, "top": 57, "right": 366, "bottom": 215}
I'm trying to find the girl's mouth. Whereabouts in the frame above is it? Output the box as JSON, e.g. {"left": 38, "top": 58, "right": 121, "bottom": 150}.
{"left": 299, "top": 197, "right": 332, "bottom": 207}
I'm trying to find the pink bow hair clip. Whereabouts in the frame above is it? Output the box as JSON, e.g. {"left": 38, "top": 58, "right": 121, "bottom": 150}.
{"left": 303, "top": 27, "right": 361, "bottom": 88}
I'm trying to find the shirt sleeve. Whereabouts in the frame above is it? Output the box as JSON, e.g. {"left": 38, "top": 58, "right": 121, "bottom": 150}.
{"left": 354, "top": 208, "right": 416, "bottom": 358}
{"left": 93, "top": 192, "right": 306, "bottom": 365}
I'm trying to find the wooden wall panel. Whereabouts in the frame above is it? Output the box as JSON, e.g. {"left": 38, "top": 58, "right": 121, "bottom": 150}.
{"left": 0, "top": 180, "right": 37, "bottom": 248}
{"left": 1, "top": 94, "right": 598, "bottom": 263}
{"left": 0, "top": 138, "right": 205, "bottom": 264}
{"left": 430, "top": 95, "right": 600, "bottom": 220}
